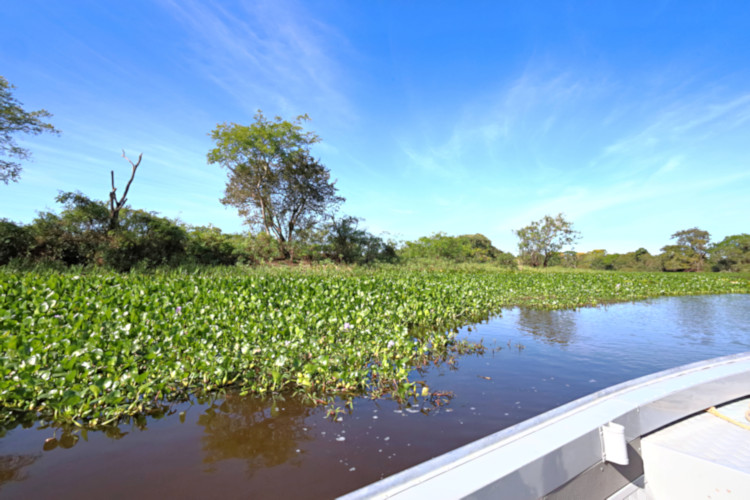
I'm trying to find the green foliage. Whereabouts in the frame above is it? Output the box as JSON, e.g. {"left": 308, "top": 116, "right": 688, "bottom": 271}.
{"left": 660, "top": 244, "right": 696, "bottom": 272}
{"left": 0, "top": 76, "right": 60, "bottom": 184}
{"left": 16, "top": 194, "right": 187, "bottom": 271}
{"left": 27, "top": 192, "right": 110, "bottom": 266}
{"left": 664, "top": 228, "right": 711, "bottom": 271}
{"left": 320, "top": 216, "right": 397, "bottom": 264}
{"left": 1, "top": 268, "right": 746, "bottom": 426}
{"left": 400, "top": 232, "right": 515, "bottom": 267}
{"left": 184, "top": 226, "right": 246, "bottom": 266}
{"left": 0, "top": 219, "right": 32, "bottom": 265}
{"left": 515, "top": 214, "right": 580, "bottom": 267}
{"left": 247, "top": 232, "right": 284, "bottom": 263}
{"left": 710, "top": 234, "right": 750, "bottom": 272}
{"left": 104, "top": 210, "right": 188, "bottom": 271}
{"left": 574, "top": 248, "right": 661, "bottom": 272}
{"left": 207, "top": 111, "right": 344, "bottom": 258}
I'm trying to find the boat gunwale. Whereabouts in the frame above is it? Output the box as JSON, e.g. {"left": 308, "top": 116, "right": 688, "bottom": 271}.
{"left": 340, "top": 351, "right": 750, "bottom": 499}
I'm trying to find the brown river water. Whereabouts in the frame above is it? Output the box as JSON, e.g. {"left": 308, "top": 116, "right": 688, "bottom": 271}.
{"left": 1, "top": 294, "right": 749, "bottom": 499}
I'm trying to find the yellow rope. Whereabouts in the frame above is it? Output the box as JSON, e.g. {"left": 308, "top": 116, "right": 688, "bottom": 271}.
{"left": 706, "top": 406, "right": 750, "bottom": 431}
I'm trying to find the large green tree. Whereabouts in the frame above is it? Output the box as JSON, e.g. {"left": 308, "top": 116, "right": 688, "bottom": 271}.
{"left": 207, "top": 112, "right": 343, "bottom": 258}
{"left": 1, "top": 76, "right": 59, "bottom": 184}
{"left": 710, "top": 233, "right": 750, "bottom": 272}
{"left": 514, "top": 213, "right": 580, "bottom": 267}
{"left": 663, "top": 227, "right": 710, "bottom": 271}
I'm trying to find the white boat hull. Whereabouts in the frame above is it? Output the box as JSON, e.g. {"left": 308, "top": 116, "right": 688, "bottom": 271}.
{"left": 340, "top": 352, "right": 750, "bottom": 499}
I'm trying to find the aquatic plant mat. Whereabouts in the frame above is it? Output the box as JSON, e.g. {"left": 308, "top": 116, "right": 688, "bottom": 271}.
{"left": 1, "top": 267, "right": 748, "bottom": 426}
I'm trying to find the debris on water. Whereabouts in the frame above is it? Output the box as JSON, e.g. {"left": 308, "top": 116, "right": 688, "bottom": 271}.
{"left": 384, "top": 436, "right": 390, "bottom": 441}
{"left": 393, "top": 409, "right": 402, "bottom": 414}
{"left": 349, "top": 467, "right": 356, "bottom": 472}
{"left": 373, "top": 415, "right": 378, "bottom": 419}
{"left": 296, "top": 449, "right": 301, "bottom": 453}
{"left": 336, "top": 436, "right": 346, "bottom": 442}
{"left": 589, "top": 379, "right": 597, "bottom": 383}
{"left": 478, "top": 375, "right": 492, "bottom": 380}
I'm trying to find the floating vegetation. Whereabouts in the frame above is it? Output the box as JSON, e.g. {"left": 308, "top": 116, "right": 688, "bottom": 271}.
{"left": 1, "top": 267, "right": 748, "bottom": 426}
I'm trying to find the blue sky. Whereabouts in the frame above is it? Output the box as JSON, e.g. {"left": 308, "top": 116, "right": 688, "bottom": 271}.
{"left": 2, "top": 0, "right": 749, "bottom": 254}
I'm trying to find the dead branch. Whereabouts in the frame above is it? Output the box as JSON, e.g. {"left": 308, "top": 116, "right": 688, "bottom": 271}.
{"left": 108, "top": 150, "right": 142, "bottom": 230}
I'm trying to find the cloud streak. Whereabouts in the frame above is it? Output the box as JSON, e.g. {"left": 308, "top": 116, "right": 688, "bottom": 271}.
{"left": 161, "top": 0, "right": 353, "bottom": 123}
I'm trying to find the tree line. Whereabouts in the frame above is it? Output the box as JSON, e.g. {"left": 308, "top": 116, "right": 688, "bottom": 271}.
{"left": 514, "top": 215, "right": 749, "bottom": 272}
{"left": 1, "top": 76, "right": 748, "bottom": 272}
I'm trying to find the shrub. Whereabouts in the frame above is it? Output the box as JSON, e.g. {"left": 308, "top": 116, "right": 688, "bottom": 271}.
{"left": 0, "top": 219, "right": 32, "bottom": 264}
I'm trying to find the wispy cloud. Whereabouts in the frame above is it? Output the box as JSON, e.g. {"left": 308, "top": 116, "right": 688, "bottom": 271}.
{"left": 597, "top": 90, "right": 750, "bottom": 162}
{"left": 398, "top": 69, "right": 611, "bottom": 181}
{"left": 161, "top": 0, "right": 353, "bottom": 123}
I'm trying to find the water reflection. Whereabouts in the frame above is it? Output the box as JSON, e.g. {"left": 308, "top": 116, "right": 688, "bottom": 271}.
{"left": 197, "top": 394, "right": 315, "bottom": 475}
{"left": 672, "top": 296, "right": 719, "bottom": 347}
{"left": 0, "top": 295, "right": 747, "bottom": 499}
{"left": 0, "top": 454, "right": 40, "bottom": 488}
{"left": 516, "top": 308, "right": 578, "bottom": 345}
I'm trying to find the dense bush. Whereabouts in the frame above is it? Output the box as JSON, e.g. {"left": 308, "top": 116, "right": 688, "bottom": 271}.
{"left": 0, "top": 219, "right": 32, "bottom": 264}
{"left": 710, "top": 234, "right": 750, "bottom": 272}
{"left": 400, "top": 232, "right": 516, "bottom": 267}
{"left": 572, "top": 248, "right": 661, "bottom": 272}
{"left": 319, "top": 216, "right": 397, "bottom": 264}
{"left": 103, "top": 210, "right": 188, "bottom": 271}
{"left": 184, "top": 225, "right": 243, "bottom": 265}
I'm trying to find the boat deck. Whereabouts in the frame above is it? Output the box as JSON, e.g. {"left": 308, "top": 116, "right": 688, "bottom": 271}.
{"left": 632, "top": 397, "right": 750, "bottom": 499}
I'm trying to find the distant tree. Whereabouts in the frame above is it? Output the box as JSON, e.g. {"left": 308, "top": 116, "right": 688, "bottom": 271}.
{"left": 560, "top": 250, "right": 579, "bottom": 268}
{"left": 709, "top": 233, "right": 750, "bottom": 272}
{"left": 207, "top": 112, "right": 343, "bottom": 259}
{"left": 634, "top": 247, "right": 650, "bottom": 262}
{"left": 514, "top": 214, "right": 580, "bottom": 267}
{"left": 664, "top": 228, "right": 711, "bottom": 271}
{"left": 399, "top": 232, "right": 515, "bottom": 266}
{"left": 1, "top": 76, "right": 60, "bottom": 184}
{"left": 320, "top": 216, "right": 396, "bottom": 264}
{"left": 660, "top": 244, "right": 694, "bottom": 272}
{"left": 578, "top": 249, "right": 612, "bottom": 270}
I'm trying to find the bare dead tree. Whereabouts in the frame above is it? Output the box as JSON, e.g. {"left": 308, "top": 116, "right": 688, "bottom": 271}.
{"left": 108, "top": 150, "right": 142, "bottom": 231}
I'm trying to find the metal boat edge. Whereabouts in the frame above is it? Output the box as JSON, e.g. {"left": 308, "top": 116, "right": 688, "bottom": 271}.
{"left": 339, "top": 351, "right": 750, "bottom": 499}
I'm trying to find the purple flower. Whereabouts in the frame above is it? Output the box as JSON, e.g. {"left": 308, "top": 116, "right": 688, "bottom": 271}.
{"left": 387, "top": 340, "right": 395, "bottom": 348}
{"left": 342, "top": 322, "right": 353, "bottom": 331}
{"left": 175, "top": 306, "right": 182, "bottom": 315}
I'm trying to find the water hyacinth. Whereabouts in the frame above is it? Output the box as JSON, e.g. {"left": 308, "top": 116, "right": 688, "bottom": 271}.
{"left": 0, "top": 267, "right": 747, "bottom": 426}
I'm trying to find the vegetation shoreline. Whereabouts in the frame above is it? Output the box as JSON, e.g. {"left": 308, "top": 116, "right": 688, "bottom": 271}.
{"left": 2, "top": 266, "right": 748, "bottom": 429}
